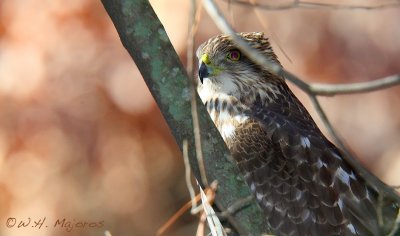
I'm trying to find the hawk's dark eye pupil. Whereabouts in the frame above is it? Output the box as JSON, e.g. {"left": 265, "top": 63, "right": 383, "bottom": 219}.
{"left": 228, "top": 51, "right": 240, "bottom": 61}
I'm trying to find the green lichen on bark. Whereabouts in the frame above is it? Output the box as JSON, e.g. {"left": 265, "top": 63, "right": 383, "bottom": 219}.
{"left": 101, "top": 0, "right": 271, "bottom": 234}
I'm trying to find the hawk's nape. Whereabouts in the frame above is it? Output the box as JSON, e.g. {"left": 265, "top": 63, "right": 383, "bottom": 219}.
{"left": 196, "top": 32, "right": 400, "bottom": 236}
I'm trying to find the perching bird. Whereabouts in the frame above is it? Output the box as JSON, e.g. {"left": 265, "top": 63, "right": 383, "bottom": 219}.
{"left": 196, "top": 32, "right": 400, "bottom": 236}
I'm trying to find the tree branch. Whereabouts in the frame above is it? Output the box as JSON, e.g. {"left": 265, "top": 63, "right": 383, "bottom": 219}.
{"left": 309, "top": 74, "right": 400, "bottom": 96}
{"left": 100, "top": 0, "right": 268, "bottom": 234}
{"left": 225, "top": 0, "right": 400, "bottom": 11}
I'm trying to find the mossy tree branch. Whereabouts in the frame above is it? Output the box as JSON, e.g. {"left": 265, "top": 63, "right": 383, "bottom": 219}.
{"left": 100, "top": 0, "right": 270, "bottom": 234}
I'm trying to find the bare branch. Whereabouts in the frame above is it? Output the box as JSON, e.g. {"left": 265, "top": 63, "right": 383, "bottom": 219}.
{"left": 309, "top": 74, "right": 400, "bottom": 96}
{"left": 218, "top": 195, "right": 254, "bottom": 219}
{"left": 188, "top": 0, "right": 209, "bottom": 185}
{"left": 182, "top": 139, "right": 198, "bottom": 213}
{"left": 285, "top": 72, "right": 400, "bottom": 96}
{"left": 248, "top": 0, "right": 293, "bottom": 63}
{"left": 225, "top": 0, "right": 400, "bottom": 11}
{"left": 198, "top": 181, "right": 227, "bottom": 236}
{"left": 307, "top": 95, "right": 346, "bottom": 150}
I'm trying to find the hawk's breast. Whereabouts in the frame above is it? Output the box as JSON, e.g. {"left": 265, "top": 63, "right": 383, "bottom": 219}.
{"left": 218, "top": 112, "right": 248, "bottom": 141}
{"left": 204, "top": 95, "right": 249, "bottom": 141}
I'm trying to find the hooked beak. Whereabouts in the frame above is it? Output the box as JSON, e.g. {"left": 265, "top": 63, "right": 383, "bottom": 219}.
{"left": 198, "top": 62, "right": 209, "bottom": 84}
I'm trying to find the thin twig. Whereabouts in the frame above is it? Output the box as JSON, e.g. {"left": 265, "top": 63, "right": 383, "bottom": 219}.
{"left": 187, "top": 0, "right": 203, "bottom": 78}
{"left": 218, "top": 195, "right": 254, "bottom": 219}
{"left": 188, "top": 0, "right": 209, "bottom": 186}
{"left": 198, "top": 180, "right": 227, "bottom": 236}
{"left": 309, "top": 75, "right": 400, "bottom": 96}
{"left": 183, "top": 139, "right": 198, "bottom": 213}
{"left": 248, "top": 0, "right": 293, "bottom": 63}
{"left": 195, "top": 211, "right": 207, "bottom": 236}
{"left": 226, "top": 0, "right": 235, "bottom": 28}
{"left": 156, "top": 140, "right": 201, "bottom": 236}
{"left": 157, "top": 175, "right": 221, "bottom": 235}
{"left": 307, "top": 95, "right": 347, "bottom": 151}
{"left": 282, "top": 72, "right": 400, "bottom": 96}
{"left": 156, "top": 196, "right": 199, "bottom": 236}
{"left": 225, "top": 0, "right": 400, "bottom": 11}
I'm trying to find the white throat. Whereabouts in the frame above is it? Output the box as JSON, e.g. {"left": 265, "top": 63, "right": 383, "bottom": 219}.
{"left": 197, "top": 75, "right": 240, "bottom": 104}
{"left": 197, "top": 78, "right": 249, "bottom": 141}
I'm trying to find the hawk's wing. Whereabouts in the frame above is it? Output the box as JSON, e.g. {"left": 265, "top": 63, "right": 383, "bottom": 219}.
{"left": 228, "top": 102, "right": 399, "bottom": 236}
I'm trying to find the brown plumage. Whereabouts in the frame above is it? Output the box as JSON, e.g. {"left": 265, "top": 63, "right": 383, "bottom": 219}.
{"left": 196, "top": 32, "right": 399, "bottom": 236}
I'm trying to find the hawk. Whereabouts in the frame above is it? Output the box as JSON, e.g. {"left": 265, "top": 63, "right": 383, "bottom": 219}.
{"left": 196, "top": 32, "right": 399, "bottom": 236}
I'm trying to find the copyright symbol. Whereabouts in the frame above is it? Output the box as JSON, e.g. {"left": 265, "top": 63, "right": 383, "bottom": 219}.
{"left": 6, "top": 218, "right": 16, "bottom": 228}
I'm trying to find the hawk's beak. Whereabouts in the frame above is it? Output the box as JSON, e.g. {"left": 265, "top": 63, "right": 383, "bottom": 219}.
{"left": 198, "top": 62, "right": 209, "bottom": 84}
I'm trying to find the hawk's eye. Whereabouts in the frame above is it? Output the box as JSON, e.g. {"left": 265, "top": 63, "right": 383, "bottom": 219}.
{"left": 227, "top": 50, "right": 241, "bottom": 61}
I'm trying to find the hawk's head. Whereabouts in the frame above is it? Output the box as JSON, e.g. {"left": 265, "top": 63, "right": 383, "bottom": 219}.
{"left": 196, "top": 32, "right": 282, "bottom": 104}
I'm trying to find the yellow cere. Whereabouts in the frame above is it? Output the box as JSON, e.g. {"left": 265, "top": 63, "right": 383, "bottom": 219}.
{"left": 201, "top": 54, "right": 211, "bottom": 65}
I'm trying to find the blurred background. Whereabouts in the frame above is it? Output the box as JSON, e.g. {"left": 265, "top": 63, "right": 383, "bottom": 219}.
{"left": 0, "top": 0, "right": 399, "bottom": 235}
